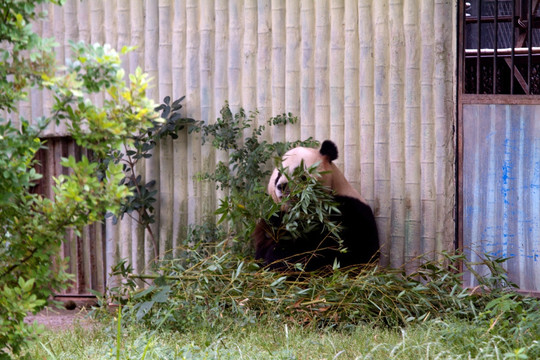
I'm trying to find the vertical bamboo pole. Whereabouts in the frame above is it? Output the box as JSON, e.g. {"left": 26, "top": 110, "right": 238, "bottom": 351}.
{"left": 330, "top": 0, "right": 344, "bottom": 158}
{"left": 114, "top": 1, "right": 133, "bottom": 269}
{"left": 77, "top": 0, "right": 90, "bottom": 42}
{"left": 105, "top": 0, "right": 130, "bottom": 273}
{"left": 30, "top": 4, "right": 43, "bottom": 125}
{"left": 314, "top": 0, "right": 329, "bottom": 142}
{"left": 358, "top": 0, "right": 375, "bottom": 203}
{"left": 89, "top": 0, "right": 104, "bottom": 43}
{"left": 130, "top": 0, "right": 146, "bottom": 274}
{"left": 104, "top": 1, "right": 116, "bottom": 48}
{"left": 172, "top": 0, "right": 188, "bottom": 257}
{"left": 257, "top": 0, "right": 272, "bottom": 135}
{"left": 272, "top": 0, "right": 286, "bottom": 142}
{"left": 90, "top": 0, "right": 104, "bottom": 111}
{"left": 373, "top": 0, "right": 391, "bottom": 266}
{"left": 53, "top": 3, "right": 65, "bottom": 98}
{"left": 172, "top": 0, "right": 192, "bottom": 257}
{"left": 243, "top": 0, "right": 257, "bottom": 115}
{"left": 419, "top": 0, "right": 436, "bottom": 259}
{"left": 200, "top": 0, "right": 215, "bottom": 221}
{"left": 285, "top": 0, "right": 300, "bottom": 142}
{"left": 388, "top": 0, "right": 405, "bottom": 268}
{"left": 214, "top": 0, "right": 229, "bottom": 212}
{"left": 145, "top": 0, "right": 160, "bottom": 263}
{"left": 343, "top": 0, "right": 359, "bottom": 190}
{"left": 300, "top": 0, "right": 315, "bottom": 139}
{"left": 117, "top": 0, "right": 130, "bottom": 67}
{"left": 215, "top": 0, "right": 229, "bottom": 109}
{"left": 63, "top": 0, "right": 78, "bottom": 51}
{"left": 433, "top": 0, "right": 455, "bottom": 255}
{"left": 403, "top": 0, "right": 421, "bottom": 269}
{"left": 95, "top": 0, "right": 116, "bottom": 289}
{"left": 186, "top": 0, "right": 202, "bottom": 226}
{"left": 228, "top": 1, "right": 242, "bottom": 111}
{"left": 40, "top": 3, "right": 54, "bottom": 136}
{"left": 159, "top": 0, "right": 174, "bottom": 260}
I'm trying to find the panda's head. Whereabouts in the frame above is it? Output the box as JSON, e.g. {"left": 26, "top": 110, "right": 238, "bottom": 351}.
{"left": 268, "top": 140, "right": 365, "bottom": 203}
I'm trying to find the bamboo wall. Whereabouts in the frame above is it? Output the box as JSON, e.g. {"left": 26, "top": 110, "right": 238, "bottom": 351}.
{"left": 10, "top": 0, "right": 457, "bottom": 281}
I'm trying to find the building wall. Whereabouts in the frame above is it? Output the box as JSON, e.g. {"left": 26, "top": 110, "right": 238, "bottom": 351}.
{"left": 10, "top": 0, "right": 457, "bottom": 280}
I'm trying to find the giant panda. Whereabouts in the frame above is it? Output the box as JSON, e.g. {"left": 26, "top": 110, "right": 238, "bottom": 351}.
{"left": 253, "top": 140, "right": 379, "bottom": 271}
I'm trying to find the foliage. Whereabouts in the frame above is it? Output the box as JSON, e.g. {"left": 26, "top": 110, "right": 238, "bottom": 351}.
{"left": 198, "top": 103, "right": 317, "bottom": 252}
{"left": 0, "top": 0, "right": 63, "bottom": 111}
{"left": 24, "top": 313, "right": 540, "bottom": 359}
{"left": 0, "top": 4, "right": 159, "bottom": 355}
{"left": 107, "top": 95, "right": 198, "bottom": 259}
{"left": 269, "top": 162, "right": 343, "bottom": 247}
{"left": 93, "top": 249, "right": 540, "bottom": 359}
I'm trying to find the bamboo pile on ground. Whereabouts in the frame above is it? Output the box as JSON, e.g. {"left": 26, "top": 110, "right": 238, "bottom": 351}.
{"left": 108, "top": 250, "right": 520, "bottom": 330}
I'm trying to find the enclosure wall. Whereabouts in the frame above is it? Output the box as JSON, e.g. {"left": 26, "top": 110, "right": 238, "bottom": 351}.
{"left": 7, "top": 0, "right": 457, "bottom": 281}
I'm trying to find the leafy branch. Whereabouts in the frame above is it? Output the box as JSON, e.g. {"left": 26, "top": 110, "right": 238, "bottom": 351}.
{"left": 108, "top": 96, "right": 200, "bottom": 260}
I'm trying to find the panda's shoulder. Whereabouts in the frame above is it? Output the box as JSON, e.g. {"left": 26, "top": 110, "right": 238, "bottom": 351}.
{"left": 334, "top": 195, "right": 371, "bottom": 212}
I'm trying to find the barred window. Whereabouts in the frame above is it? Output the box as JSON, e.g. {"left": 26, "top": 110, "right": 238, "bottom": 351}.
{"left": 462, "top": 0, "right": 540, "bottom": 95}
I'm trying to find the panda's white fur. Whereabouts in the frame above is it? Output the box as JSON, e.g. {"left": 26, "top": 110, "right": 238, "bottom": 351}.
{"left": 268, "top": 145, "right": 366, "bottom": 203}
{"left": 253, "top": 140, "right": 380, "bottom": 271}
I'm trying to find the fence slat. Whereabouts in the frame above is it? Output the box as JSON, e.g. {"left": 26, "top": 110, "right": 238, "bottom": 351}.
{"left": 20, "top": 0, "right": 458, "bottom": 291}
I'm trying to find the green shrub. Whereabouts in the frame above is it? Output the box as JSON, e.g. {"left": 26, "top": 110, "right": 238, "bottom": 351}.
{"left": 0, "top": 2, "right": 159, "bottom": 354}
{"left": 197, "top": 103, "right": 317, "bottom": 254}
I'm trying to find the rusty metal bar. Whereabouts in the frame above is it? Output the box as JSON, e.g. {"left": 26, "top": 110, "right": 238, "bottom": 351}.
{"left": 528, "top": 0, "right": 533, "bottom": 94}
{"left": 494, "top": 0, "right": 499, "bottom": 93}
{"left": 477, "top": 0, "right": 482, "bottom": 93}
{"left": 512, "top": 0, "right": 516, "bottom": 94}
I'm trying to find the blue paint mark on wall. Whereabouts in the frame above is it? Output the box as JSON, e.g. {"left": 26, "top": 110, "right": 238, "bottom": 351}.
{"left": 463, "top": 104, "right": 540, "bottom": 292}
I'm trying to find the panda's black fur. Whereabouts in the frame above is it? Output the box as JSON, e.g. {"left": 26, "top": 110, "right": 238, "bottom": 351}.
{"left": 253, "top": 140, "right": 379, "bottom": 271}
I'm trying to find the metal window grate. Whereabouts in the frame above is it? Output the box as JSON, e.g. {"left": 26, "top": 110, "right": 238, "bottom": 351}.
{"left": 463, "top": 0, "right": 540, "bottom": 94}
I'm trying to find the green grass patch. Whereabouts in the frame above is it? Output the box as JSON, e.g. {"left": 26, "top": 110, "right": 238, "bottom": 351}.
{"left": 29, "top": 315, "right": 537, "bottom": 359}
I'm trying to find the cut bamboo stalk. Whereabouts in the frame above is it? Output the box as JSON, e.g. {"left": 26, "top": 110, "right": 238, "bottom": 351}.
{"left": 200, "top": 0, "right": 216, "bottom": 222}
{"left": 77, "top": 0, "right": 90, "bottom": 42}
{"left": 388, "top": 0, "right": 405, "bottom": 269}
{"left": 90, "top": 0, "right": 104, "bottom": 112}
{"left": 40, "top": 3, "right": 54, "bottom": 136}
{"left": 373, "top": 0, "right": 391, "bottom": 266}
{"left": 420, "top": 0, "right": 436, "bottom": 260}
{"left": 129, "top": 0, "right": 146, "bottom": 273}
{"left": 344, "top": 0, "right": 359, "bottom": 191}
{"left": 186, "top": 0, "right": 202, "bottom": 227}
{"left": 117, "top": 0, "right": 130, "bottom": 71}
{"left": 285, "top": 0, "right": 300, "bottom": 142}
{"left": 330, "top": 0, "right": 344, "bottom": 157}
{"left": 228, "top": 1, "right": 242, "bottom": 110}
{"left": 214, "top": 0, "right": 229, "bottom": 214}
{"left": 104, "top": 1, "right": 116, "bottom": 48}
{"left": 433, "top": 1, "right": 454, "bottom": 255}
{"left": 272, "top": 0, "right": 286, "bottom": 143}
{"left": 159, "top": 0, "right": 174, "bottom": 260}
{"left": 403, "top": 0, "right": 421, "bottom": 271}
{"left": 358, "top": 0, "right": 375, "bottom": 204}
{"left": 129, "top": 0, "right": 144, "bottom": 74}
{"left": 30, "top": 5, "right": 43, "bottom": 126}
{"left": 314, "top": 0, "right": 330, "bottom": 142}
{"left": 242, "top": 0, "right": 257, "bottom": 115}
{"left": 300, "top": 0, "right": 315, "bottom": 139}
{"left": 172, "top": 0, "right": 188, "bottom": 257}
{"left": 257, "top": 0, "right": 272, "bottom": 138}
{"left": 145, "top": 0, "right": 160, "bottom": 262}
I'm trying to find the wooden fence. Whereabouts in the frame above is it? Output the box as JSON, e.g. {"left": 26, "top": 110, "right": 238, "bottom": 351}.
{"left": 8, "top": 0, "right": 457, "bottom": 293}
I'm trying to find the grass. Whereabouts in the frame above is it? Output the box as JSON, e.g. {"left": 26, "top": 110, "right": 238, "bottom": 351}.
{"left": 27, "top": 315, "right": 535, "bottom": 360}
{"left": 23, "top": 253, "right": 539, "bottom": 359}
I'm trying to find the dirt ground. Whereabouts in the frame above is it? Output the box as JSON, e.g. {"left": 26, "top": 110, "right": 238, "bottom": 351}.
{"left": 25, "top": 306, "right": 96, "bottom": 331}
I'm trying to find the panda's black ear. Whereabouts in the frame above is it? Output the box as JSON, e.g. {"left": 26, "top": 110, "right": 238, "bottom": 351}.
{"left": 320, "top": 140, "right": 338, "bottom": 162}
